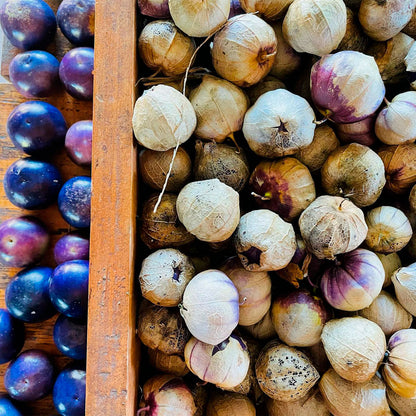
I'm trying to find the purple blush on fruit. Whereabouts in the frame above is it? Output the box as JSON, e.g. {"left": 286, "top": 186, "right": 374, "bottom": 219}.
{"left": 0, "top": 309, "right": 25, "bottom": 365}
{"left": 53, "top": 314, "right": 87, "bottom": 360}
{"left": 54, "top": 231, "right": 89, "bottom": 264}
{"left": 0, "top": 216, "right": 49, "bottom": 268}
{"left": 65, "top": 120, "right": 92, "bottom": 167}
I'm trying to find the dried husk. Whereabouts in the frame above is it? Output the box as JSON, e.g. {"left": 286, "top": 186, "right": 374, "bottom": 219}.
{"left": 411, "top": 184, "right": 416, "bottom": 212}
{"left": 296, "top": 124, "right": 339, "bottom": 172}
{"left": 365, "top": 206, "right": 412, "bottom": 254}
{"left": 137, "top": 300, "right": 190, "bottom": 355}
{"left": 376, "top": 252, "right": 402, "bottom": 288}
{"left": 334, "top": 115, "right": 377, "bottom": 147}
{"left": 189, "top": 75, "right": 249, "bottom": 143}
{"left": 319, "top": 369, "right": 391, "bottom": 416}
{"left": 206, "top": 392, "right": 255, "bottom": 416}
{"left": 321, "top": 317, "right": 386, "bottom": 383}
{"left": 321, "top": 143, "right": 386, "bottom": 207}
{"left": 190, "top": 384, "right": 209, "bottom": 416}
{"left": 138, "top": 20, "right": 196, "bottom": 76}
{"left": 358, "top": 0, "right": 416, "bottom": 42}
{"left": 246, "top": 76, "right": 286, "bottom": 105}
{"left": 387, "top": 386, "right": 416, "bottom": 416}
{"left": 211, "top": 14, "right": 277, "bottom": 88}
{"left": 383, "top": 329, "right": 416, "bottom": 398}
{"left": 139, "top": 248, "right": 195, "bottom": 307}
{"left": 184, "top": 335, "right": 250, "bottom": 389}
{"left": 140, "top": 194, "right": 195, "bottom": 250}
{"left": 375, "top": 91, "right": 416, "bottom": 145}
{"left": 235, "top": 209, "right": 296, "bottom": 272}
{"left": 405, "top": 41, "right": 416, "bottom": 90}
{"left": 194, "top": 141, "right": 250, "bottom": 192}
{"left": 168, "top": 0, "right": 230, "bottom": 37}
{"left": 147, "top": 348, "right": 189, "bottom": 376}
{"left": 298, "top": 195, "right": 368, "bottom": 260}
{"left": 139, "top": 147, "right": 192, "bottom": 192}
{"left": 132, "top": 84, "right": 196, "bottom": 151}
{"left": 240, "top": 0, "right": 292, "bottom": 20}
{"left": 176, "top": 179, "right": 240, "bottom": 243}
{"left": 242, "top": 308, "right": 277, "bottom": 340}
{"left": 255, "top": 340, "right": 319, "bottom": 401}
{"left": 391, "top": 263, "right": 416, "bottom": 316}
{"left": 243, "top": 89, "right": 316, "bottom": 158}
{"left": 404, "top": 7, "right": 416, "bottom": 37}
{"left": 358, "top": 291, "right": 413, "bottom": 336}
{"left": 337, "top": 7, "right": 368, "bottom": 53}
{"left": 283, "top": 0, "right": 347, "bottom": 57}
{"left": 304, "top": 341, "right": 330, "bottom": 375}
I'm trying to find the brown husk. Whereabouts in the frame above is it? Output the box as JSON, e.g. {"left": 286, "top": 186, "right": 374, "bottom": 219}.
{"left": 242, "top": 308, "right": 277, "bottom": 340}
{"left": 206, "top": 391, "right": 256, "bottom": 416}
{"left": 246, "top": 75, "right": 286, "bottom": 106}
{"left": 147, "top": 348, "right": 189, "bottom": 376}
{"left": 337, "top": 7, "right": 368, "bottom": 52}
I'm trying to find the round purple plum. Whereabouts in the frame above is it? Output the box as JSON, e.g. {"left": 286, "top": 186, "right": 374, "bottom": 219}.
{"left": 53, "top": 315, "right": 87, "bottom": 360}
{"left": 65, "top": 120, "right": 92, "bottom": 167}
{"left": 53, "top": 365, "right": 86, "bottom": 416}
{"left": 0, "top": 0, "right": 56, "bottom": 50}
{"left": 0, "top": 216, "right": 49, "bottom": 268}
{"left": 0, "top": 396, "right": 23, "bottom": 416}
{"left": 54, "top": 231, "right": 89, "bottom": 264}
{"left": 59, "top": 47, "right": 94, "bottom": 100}
{"left": 4, "top": 349, "right": 54, "bottom": 402}
{"left": 57, "top": 0, "right": 95, "bottom": 46}
{"left": 0, "top": 309, "right": 25, "bottom": 365}
{"left": 6, "top": 266, "right": 56, "bottom": 323}
{"left": 7, "top": 101, "right": 67, "bottom": 155}
{"left": 4, "top": 157, "right": 63, "bottom": 210}
{"left": 9, "top": 51, "right": 60, "bottom": 98}
{"left": 58, "top": 176, "right": 91, "bottom": 228}
{"left": 49, "top": 260, "right": 89, "bottom": 319}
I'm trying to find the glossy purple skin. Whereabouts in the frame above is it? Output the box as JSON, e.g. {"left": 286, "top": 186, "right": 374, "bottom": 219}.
{"left": 57, "top": 0, "right": 95, "bottom": 46}
{"left": 4, "top": 349, "right": 54, "bottom": 402}
{"left": 7, "top": 101, "right": 67, "bottom": 155}
{"left": 53, "top": 365, "right": 86, "bottom": 416}
{"left": 0, "top": 396, "right": 22, "bottom": 416}
{"left": 54, "top": 232, "right": 89, "bottom": 264}
{"left": 9, "top": 51, "right": 60, "bottom": 98}
{"left": 4, "top": 157, "right": 63, "bottom": 210}
{"left": 53, "top": 314, "right": 87, "bottom": 360}
{"left": 0, "top": 309, "right": 25, "bottom": 365}
{"left": 58, "top": 176, "right": 91, "bottom": 228}
{"left": 138, "top": 0, "right": 170, "bottom": 18}
{"left": 0, "top": 216, "right": 49, "bottom": 268}
{"left": 0, "top": 0, "right": 56, "bottom": 50}
{"left": 229, "top": 0, "right": 244, "bottom": 17}
{"left": 59, "top": 47, "right": 94, "bottom": 100}
{"left": 5, "top": 266, "right": 56, "bottom": 323}
{"left": 65, "top": 120, "right": 92, "bottom": 167}
{"left": 49, "top": 260, "right": 89, "bottom": 319}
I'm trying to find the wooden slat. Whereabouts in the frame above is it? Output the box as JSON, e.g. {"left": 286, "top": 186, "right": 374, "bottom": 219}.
{"left": 85, "top": 0, "right": 139, "bottom": 414}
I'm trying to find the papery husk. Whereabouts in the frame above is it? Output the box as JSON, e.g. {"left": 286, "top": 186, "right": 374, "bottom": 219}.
{"left": 211, "top": 14, "right": 277, "bottom": 87}
{"left": 334, "top": 115, "right": 377, "bottom": 147}
{"left": 206, "top": 391, "right": 256, "bottom": 416}
{"left": 387, "top": 386, "right": 416, "bottom": 415}
{"left": 405, "top": 42, "right": 416, "bottom": 90}
{"left": 337, "top": 7, "right": 368, "bottom": 53}
{"left": 321, "top": 143, "right": 386, "bottom": 207}
{"left": 321, "top": 317, "right": 386, "bottom": 383}
{"left": 392, "top": 263, "right": 416, "bottom": 316}
{"left": 358, "top": 291, "right": 413, "bottom": 337}
{"left": 365, "top": 206, "right": 412, "bottom": 253}
{"left": 242, "top": 308, "right": 277, "bottom": 340}
{"left": 298, "top": 195, "right": 368, "bottom": 260}
{"left": 176, "top": 179, "right": 240, "bottom": 243}
{"left": 410, "top": 184, "right": 416, "bottom": 212}
{"left": 404, "top": 8, "right": 416, "bottom": 37}
{"left": 240, "top": 0, "right": 292, "bottom": 20}
{"left": 255, "top": 340, "right": 319, "bottom": 401}
{"left": 296, "top": 124, "right": 339, "bottom": 172}
{"left": 319, "top": 369, "right": 391, "bottom": 416}
{"left": 189, "top": 75, "right": 249, "bottom": 143}
{"left": 190, "top": 383, "right": 209, "bottom": 416}
{"left": 376, "top": 252, "right": 402, "bottom": 287}
{"left": 304, "top": 342, "right": 330, "bottom": 375}
{"left": 283, "top": 0, "right": 347, "bottom": 57}
{"left": 168, "top": 0, "right": 230, "bottom": 37}
{"left": 147, "top": 348, "right": 189, "bottom": 376}
{"left": 246, "top": 76, "right": 286, "bottom": 105}
{"left": 132, "top": 84, "right": 196, "bottom": 151}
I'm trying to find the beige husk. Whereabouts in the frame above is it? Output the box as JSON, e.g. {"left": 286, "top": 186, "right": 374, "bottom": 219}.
{"left": 206, "top": 392, "right": 256, "bottom": 416}
{"left": 246, "top": 76, "right": 286, "bottom": 105}
{"left": 337, "top": 7, "right": 368, "bottom": 52}
{"left": 376, "top": 252, "right": 402, "bottom": 287}
{"left": 321, "top": 317, "right": 386, "bottom": 383}
{"left": 405, "top": 42, "right": 416, "bottom": 90}
{"left": 240, "top": 0, "right": 293, "bottom": 20}
{"left": 147, "top": 348, "right": 189, "bottom": 376}
{"left": 387, "top": 386, "right": 416, "bottom": 415}
{"left": 391, "top": 263, "right": 416, "bottom": 316}
{"left": 242, "top": 308, "right": 277, "bottom": 340}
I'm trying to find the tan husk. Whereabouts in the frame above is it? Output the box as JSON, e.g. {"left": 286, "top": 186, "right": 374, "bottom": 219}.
{"left": 147, "top": 348, "right": 189, "bottom": 376}
{"left": 404, "top": 7, "right": 416, "bottom": 37}
{"left": 211, "top": 14, "right": 277, "bottom": 87}
{"left": 391, "top": 263, "right": 416, "bottom": 316}
{"left": 304, "top": 341, "right": 330, "bottom": 375}
{"left": 246, "top": 76, "right": 286, "bottom": 105}
{"left": 358, "top": 291, "right": 413, "bottom": 336}
{"left": 240, "top": 0, "right": 293, "bottom": 20}
{"left": 321, "top": 317, "right": 386, "bottom": 383}
{"left": 189, "top": 75, "right": 249, "bottom": 142}
{"left": 242, "top": 308, "right": 277, "bottom": 340}
{"left": 410, "top": 184, "right": 416, "bottom": 212}
{"left": 191, "top": 384, "right": 209, "bottom": 416}
{"left": 337, "top": 7, "right": 368, "bottom": 52}
{"left": 298, "top": 195, "right": 368, "bottom": 260}
{"left": 283, "top": 0, "right": 347, "bottom": 56}
{"left": 321, "top": 143, "right": 386, "bottom": 207}
{"left": 376, "top": 252, "right": 402, "bottom": 287}
{"left": 405, "top": 42, "right": 416, "bottom": 90}
{"left": 387, "top": 386, "right": 416, "bottom": 415}
{"left": 365, "top": 206, "right": 412, "bottom": 253}
{"left": 255, "top": 340, "right": 319, "bottom": 401}
{"left": 319, "top": 369, "right": 391, "bottom": 416}
{"left": 206, "top": 391, "right": 256, "bottom": 416}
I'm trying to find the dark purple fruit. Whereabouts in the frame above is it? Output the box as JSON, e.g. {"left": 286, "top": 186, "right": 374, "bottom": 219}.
{"left": 7, "top": 101, "right": 67, "bottom": 155}
{"left": 53, "top": 315, "right": 87, "bottom": 360}
{"left": 54, "top": 231, "right": 89, "bottom": 264}
{"left": 4, "top": 349, "right": 54, "bottom": 402}
{"left": 58, "top": 176, "right": 91, "bottom": 228}
{"left": 6, "top": 266, "right": 56, "bottom": 323}
{"left": 57, "top": 0, "right": 95, "bottom": 46}
{"left": 49, "top": 260, "right": 89, "bottom": 319}
{"left": 0, "top": 0, "right": 56, "bottom": 50}
{"left": 53, "top": 365, "right": 86, "bottom": 416}
{"left": 59, "top": 47, "right": 94, "bottom": 100}
{"left": 0, "top": 216, "right": 49, "bottom": 268}
{"left": 3, "top": 157, "right": 63, "bottom": 210}
{"left": 0, "top": 309, "right": 25, "bottom": 364}
{"left": 0, "top": 396, "right": 23, "bottom": 416}
{"left": 65, "top": 120, "right": 92, "bottom": 167}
